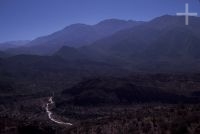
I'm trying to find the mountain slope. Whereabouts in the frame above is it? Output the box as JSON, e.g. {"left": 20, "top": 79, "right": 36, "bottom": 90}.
{"left": 80, "top": 15, "right": 200, "bottom": 72}
{"left": 0, "top": 51, "right": 9, "bottom": 58}
{"left": 60, "top": 77, "right": 195, "bottom": 106}
{"left": 54, "top": 46, "right": 87, "bottom": 61}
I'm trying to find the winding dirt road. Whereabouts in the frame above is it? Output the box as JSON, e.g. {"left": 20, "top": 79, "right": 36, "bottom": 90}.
{"left": 45, "top": 97, "right": 73, "bottom": 126}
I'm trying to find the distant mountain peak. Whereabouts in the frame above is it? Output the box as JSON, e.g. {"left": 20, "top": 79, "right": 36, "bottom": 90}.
{"left": 63, "top": 23, "right": 91, "bottom": 30}
{"left": 95, "top": 18, "right": 142, "bottom": 27}
{"left": 96, "top": 19, "right": 131, "bottom": 25}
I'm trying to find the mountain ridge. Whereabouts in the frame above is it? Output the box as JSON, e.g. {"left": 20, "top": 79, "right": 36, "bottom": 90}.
{"left": 6, "top": 19, "right": 143, "bottom": 55}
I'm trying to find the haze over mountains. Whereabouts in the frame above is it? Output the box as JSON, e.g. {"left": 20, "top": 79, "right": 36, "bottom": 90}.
{"left": 0, "top": 40, "right": 30, "bottom": 51}
{"left": 56, "top": 15, "right": 200, "bottom": 72}
{"left": 1, "top": 15, "right": 200, "bottom": 73}
{"left": 5, "top": 19, "right": 142, "bottom": 55}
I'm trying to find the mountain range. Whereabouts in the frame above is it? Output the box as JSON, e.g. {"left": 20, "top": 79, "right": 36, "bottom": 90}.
{"left": 1, "top": 15, "right": 200, "bottom": 72}
{"left": 56, "top": 15, "right": 200, "bottom": 72}
{"left": 6, "top": 19, "right": 142, "bottom": 55}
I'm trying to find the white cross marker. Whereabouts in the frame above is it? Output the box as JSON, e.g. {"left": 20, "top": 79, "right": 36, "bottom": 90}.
{"left": 176, "top": 3, "right": 198, "bottom": 25}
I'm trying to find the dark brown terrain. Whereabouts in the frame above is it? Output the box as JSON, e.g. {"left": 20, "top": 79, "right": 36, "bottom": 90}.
{"left": 1, "top": 74, "right": 200, "bottom": 134}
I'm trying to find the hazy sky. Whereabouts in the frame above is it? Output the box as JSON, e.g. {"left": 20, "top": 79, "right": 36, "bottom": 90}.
{"left": 0, "top": 0, "right": 200, "bottom": 42}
